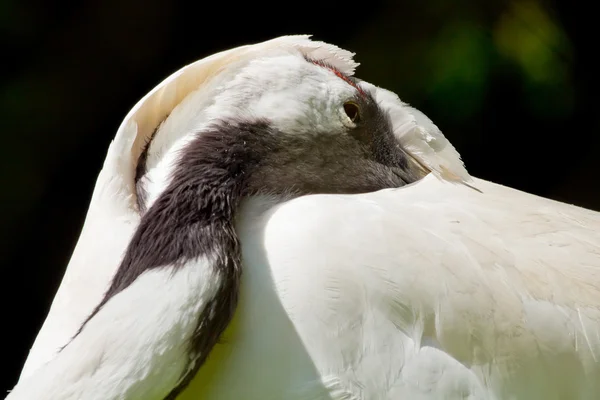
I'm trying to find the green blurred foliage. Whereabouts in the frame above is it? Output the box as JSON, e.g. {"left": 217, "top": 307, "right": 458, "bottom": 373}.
{"left": 353, "top": 0, "right": 574, "bottom": 119}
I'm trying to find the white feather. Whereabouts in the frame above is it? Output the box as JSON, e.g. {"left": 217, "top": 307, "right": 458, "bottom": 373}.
{"left": 366, "top": 83, "right": 470, "bottom": 182}
{"left": 11, "top": 256, "right": 222, "bottom": 399}
{"left": 18, "top": 35, "right": 365, "bottom": 380}
{"left": 12, "top": 35, "right": 600, "bottom": 400}
{"left": 177, "top": 177, "right": 600, "bottom": 399}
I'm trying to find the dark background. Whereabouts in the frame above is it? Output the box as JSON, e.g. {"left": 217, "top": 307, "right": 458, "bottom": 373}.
{"left": 1, "top": 0, "right": 598, "bottom": 393}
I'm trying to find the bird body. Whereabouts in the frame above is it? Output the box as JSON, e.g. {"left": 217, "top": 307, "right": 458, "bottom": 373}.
{"left": 8, "top": 36, "right": 600, "bottom": 400}
{"left": 183, "top": 176, "right": 600, "bottom": 400}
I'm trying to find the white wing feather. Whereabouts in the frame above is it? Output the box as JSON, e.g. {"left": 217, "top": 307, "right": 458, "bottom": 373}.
{"left": 13, "top": 35, "right": 600, "bottom": 400}
{"left": 182, "top": 176, "right": 600, "bottom": 399}
{"left": 367, "top": 83, "right": 470, "bottom": 183}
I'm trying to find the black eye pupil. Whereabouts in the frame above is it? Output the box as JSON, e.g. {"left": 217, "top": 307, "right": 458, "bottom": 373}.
{"left": 344, "top": 102, "right": 360, "bottom": 123}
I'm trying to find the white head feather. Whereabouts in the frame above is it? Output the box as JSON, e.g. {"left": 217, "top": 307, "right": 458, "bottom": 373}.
{"left": 118, "top": 34, "right": 470, "bottom": 212}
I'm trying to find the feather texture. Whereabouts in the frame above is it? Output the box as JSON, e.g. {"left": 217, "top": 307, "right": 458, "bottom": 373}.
{"left": 10, "top": 35, "right": 600, "bottom": 400}
{"left": 180, "top": 177, "right": 600, "bottom": 399}
{"left": 18, "top": 35, "right": 364, "bottom": 380}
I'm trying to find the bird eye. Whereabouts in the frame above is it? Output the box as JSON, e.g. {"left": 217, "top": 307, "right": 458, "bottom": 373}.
{"left": 343, "top": 101, "right": 361, "bottom": 123}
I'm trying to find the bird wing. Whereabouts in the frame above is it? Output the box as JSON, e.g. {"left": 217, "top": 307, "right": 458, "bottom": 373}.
{"left": 244, "top": 174, "right": 600, "bottom": 398}
{"left": 11, "top": 173, "right": 600, "bottom": 400}
{"left": 18, "top": 35, "right": 360, "bottom": 380}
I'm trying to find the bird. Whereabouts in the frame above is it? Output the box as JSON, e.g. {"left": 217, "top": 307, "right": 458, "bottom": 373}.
{"left": 7, "top": 35, "right": 600, "bottom": 400}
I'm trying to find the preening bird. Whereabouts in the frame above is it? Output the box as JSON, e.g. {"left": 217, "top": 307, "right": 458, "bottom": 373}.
{"left": 7, "top": 36, "right": 600, "bottom": 400}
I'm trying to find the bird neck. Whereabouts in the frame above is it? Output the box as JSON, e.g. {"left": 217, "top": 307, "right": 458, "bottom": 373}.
{"left": 106, "top": 121, "right": 275, "bottom": 297}
{"left": 77, "top": 121, "right": 276, "bottom": 397}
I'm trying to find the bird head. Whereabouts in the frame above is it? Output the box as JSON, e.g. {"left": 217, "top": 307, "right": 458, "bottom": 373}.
{"left": 131, "top": 35, "right": 471, "bottom": 212}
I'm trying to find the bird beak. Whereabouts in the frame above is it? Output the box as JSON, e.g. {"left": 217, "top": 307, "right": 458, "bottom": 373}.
{"left": 404, "top": 150, "right": 433, "bottom": 179}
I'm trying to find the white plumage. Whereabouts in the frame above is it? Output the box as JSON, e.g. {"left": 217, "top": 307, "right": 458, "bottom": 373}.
{"left": 8, "top": 35, "right": 600, "bottom": 400}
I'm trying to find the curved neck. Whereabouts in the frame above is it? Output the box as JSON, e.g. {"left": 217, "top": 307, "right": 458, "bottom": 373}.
{"left": 79, "top": 122, "right": 275, "bottom": 397}
{"left": 72, "top": 118, "right": 420, "bottom": 398}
